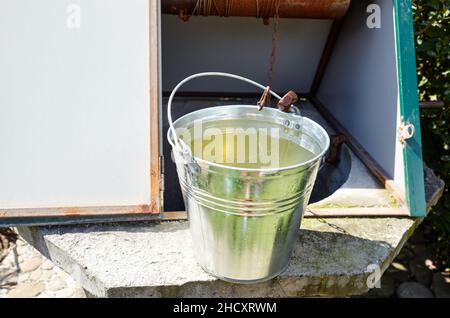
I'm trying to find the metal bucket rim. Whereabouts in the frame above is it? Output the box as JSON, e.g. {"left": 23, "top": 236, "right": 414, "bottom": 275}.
{"left": 167, "top": 105, "right": 330, "bottom": 173}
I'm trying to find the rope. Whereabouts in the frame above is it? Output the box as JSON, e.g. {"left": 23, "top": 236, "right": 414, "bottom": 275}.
{"left": 192, "top": 0, "right": 214, "bottom": 16}
{"left": 191, "top": 0, "right": 281, "bottom": 18}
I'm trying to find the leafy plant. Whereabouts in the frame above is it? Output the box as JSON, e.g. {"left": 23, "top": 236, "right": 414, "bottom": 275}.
{"left": 413, "top": 0, "right": 450, "bottom": 266}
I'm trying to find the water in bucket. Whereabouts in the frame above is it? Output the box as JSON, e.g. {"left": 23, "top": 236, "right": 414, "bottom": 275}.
{"left": 180, "top": 118, "right": 316, "bottom": 169}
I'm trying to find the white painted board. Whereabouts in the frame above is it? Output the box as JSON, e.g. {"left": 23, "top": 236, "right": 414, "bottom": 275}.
{"left": 317, "top": 0, "right": 406, "bottom": 192}
{"left": 0, "top": 0, "right": 151, "bottom": 209}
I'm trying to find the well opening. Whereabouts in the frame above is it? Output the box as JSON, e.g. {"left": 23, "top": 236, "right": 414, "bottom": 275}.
{"left": 160, "top": 1, "right": 404, "bottom": 214}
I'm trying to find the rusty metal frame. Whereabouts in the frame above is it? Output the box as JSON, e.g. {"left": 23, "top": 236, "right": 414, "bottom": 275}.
{"left": 0, "top": 0, "right": 162, "bottom": 226}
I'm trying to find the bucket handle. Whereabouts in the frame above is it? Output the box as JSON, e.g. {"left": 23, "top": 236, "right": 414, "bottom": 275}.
{"left": 168, "top": 72, "right": 294, "bottom": 150}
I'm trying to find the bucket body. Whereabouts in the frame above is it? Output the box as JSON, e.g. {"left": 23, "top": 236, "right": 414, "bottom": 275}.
{"left": 169, "top": 105, "right": 329, "bottom": 283}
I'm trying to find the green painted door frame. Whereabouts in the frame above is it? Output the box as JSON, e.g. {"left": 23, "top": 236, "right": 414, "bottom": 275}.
{"left": 394, "top": 0, "right": 426, "bottom": 217}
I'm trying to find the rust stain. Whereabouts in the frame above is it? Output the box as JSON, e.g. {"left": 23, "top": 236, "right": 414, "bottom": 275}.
{"left": 64, "top": 207, "right": 82, "bottom": 216}
{"left": 61, "top": 204, "right": 154, "bottom": 216}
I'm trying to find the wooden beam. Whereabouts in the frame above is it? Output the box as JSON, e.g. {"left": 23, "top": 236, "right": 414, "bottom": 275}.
{"left": 0, "top": 204, "right": 158, "bottom": 219}
{"left": 161, "top": 0, "right": 352, "bottom": 20}
{"left": 162, "top": 91, "right": 310, "bottom": 99}
{"left": 149, "top": 0, "right": 162, "bottom": 214}
{"left": 305, "top": 208, "right": 410, "bottom": 217}
{"left": 159, "top": 207, "right": 411, "bottom": 220}
{"left": 420, "top": 101, "right": 445, "bottom": 109}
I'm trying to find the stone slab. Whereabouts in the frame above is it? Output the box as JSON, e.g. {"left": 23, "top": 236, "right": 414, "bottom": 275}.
{"left": 18, "top": 217, "right": 419, "bottom": 298}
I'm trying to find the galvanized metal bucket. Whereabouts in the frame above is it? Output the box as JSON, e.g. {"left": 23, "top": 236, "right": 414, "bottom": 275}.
{"left": 167, "top": 72, "right": 330, "bottom": 283}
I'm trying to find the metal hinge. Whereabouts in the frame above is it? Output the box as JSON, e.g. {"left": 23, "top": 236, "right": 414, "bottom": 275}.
{"left": 159, "top": 155, "right": 165, "bottom": 210}
{"left": 398, "top": 122, "right": 415, "bottom": 144}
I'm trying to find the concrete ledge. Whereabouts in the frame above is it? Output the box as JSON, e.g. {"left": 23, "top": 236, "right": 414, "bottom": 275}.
{"left": 18, "top": 218, "right": 418, "bottom": 297}
{"left": 17, "top": 167, "right": 444, "bottom": 298}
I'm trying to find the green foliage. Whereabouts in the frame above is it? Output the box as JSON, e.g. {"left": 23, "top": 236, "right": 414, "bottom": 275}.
{"left": 413, "top": 0, "right": 450, "bottom": 266}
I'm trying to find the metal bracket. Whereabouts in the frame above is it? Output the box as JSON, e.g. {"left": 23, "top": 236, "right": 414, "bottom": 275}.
{"left": 398, "top": 122, "right": 415, "bottom": 143}
{"left": 326, "top": 134, "right": 347, "bottom": 165}
{"left": 277, "top": 90, "right": 299, "bottom": 113}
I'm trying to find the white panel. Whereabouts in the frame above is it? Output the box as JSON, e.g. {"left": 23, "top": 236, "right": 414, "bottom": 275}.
{"left": 162, "top": 15, "right": 331, "bottom": 93}
{"left": 0, "top": 0, "right": 150, "bottom": 208}
{"left": 317, "top": 0, "right": 402, "bottom": 187}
